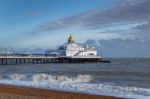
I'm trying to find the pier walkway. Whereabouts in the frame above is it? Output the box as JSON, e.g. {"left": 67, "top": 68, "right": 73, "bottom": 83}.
{"left": 0, "top": 56, "right": 104, "bottom": 65}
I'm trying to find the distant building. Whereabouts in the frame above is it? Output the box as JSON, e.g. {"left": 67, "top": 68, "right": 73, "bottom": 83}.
{"left": 45, "top": 34, "right": 99, "bottom": 57}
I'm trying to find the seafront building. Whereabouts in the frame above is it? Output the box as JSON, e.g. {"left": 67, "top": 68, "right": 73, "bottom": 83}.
{"left": 45, "top": 35, "right": 99, "bottom": 57}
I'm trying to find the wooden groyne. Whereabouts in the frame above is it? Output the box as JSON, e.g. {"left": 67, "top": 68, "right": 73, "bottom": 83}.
{"left": 0, "top": 56, "right": 110, "bottom": 65}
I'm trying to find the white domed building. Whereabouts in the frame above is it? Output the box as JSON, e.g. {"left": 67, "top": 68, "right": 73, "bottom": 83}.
{"left": 46, "top": 35, "right": 100, "bottom": 58}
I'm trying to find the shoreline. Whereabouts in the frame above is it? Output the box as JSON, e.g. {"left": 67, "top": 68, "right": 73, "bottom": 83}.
{"left": 0, "top": 84, "right": 124, "bottom": 99}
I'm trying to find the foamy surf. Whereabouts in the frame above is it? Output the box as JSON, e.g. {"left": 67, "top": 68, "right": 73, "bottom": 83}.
{"left": 2, "top": 73, "right": 92, "bottom": 83}
{"left": 33, "top": 74, "right": 92, "bottom": 83}
{"left": 0, "top": 73, "right": 150, "bottom": 99}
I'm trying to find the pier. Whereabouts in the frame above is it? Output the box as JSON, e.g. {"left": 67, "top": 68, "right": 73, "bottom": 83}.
{"left": 0, "top": 55, "right": 110, "bottom": 65}
{"left": 0, "top": 35, "right": 111, "bottom": 65}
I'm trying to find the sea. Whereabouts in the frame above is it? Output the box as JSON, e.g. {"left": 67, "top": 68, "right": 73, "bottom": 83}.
{"left": 0, "top": 58, "right": 150, "bottom": 99}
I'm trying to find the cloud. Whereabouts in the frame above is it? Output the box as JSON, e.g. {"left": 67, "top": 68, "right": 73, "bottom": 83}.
{"left": 85, "top": 38, "right": 150, "bottom": 57}
{"left": 134, "top": 22, "right": 150, "bottom": 33}
{"left": 28, "top": 0, "right": 150, "bottom": 35}
{"left": 130, "top": 22, "right": 150, "bottom": 40}
{"left": 83, "top": 0, "right": 150, "bottom": 29}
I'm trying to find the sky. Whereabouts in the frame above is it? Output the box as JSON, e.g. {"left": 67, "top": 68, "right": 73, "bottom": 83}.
{"left": 0, "top": 0, "right": 150, "bottom": 57}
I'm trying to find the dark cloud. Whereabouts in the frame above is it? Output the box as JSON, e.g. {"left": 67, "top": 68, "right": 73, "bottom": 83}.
{"left": 29, "top": 0, "right": 150, "bottom": 34}
{"left": 83, "top": 0, "right": 150, "bottom": 29}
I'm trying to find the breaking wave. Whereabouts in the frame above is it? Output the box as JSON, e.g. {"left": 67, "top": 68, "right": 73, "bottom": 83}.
{"left": 10, "top": 74, "right": 27, "bottom": 81}
{"left": 33, "top": 74, "right": 92, "bottom": 83}
{"left": 2, "top": 74, "right": 92, "bottom": 83}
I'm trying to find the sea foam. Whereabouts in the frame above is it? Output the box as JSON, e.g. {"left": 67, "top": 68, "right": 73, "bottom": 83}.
{"left": 8, "top": 73, "right": 92, "bottom": 83}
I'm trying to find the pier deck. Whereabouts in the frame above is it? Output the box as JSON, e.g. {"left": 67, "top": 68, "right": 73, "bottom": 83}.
{"left": 0, "top": 56, "right": 110, "bottom": 65}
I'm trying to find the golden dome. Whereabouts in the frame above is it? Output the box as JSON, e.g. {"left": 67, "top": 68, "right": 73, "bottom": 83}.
{"left": 68, "top": 34, "right": 74, "bottom": 43}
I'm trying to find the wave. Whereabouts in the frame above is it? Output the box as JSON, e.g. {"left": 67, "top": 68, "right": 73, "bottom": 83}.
{"left": 10, "top": 74, "right": 27, "bottom": 80}
{"left": 33, "top": 74, "right": 92, "bottom": 83}
{"left": 1, "top": 74, "right": 92, "bottom": 83}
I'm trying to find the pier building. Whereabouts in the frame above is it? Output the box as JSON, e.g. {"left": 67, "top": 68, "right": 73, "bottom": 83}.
{"left": 45, "top": 34, "right": 99, "bottom": 57}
